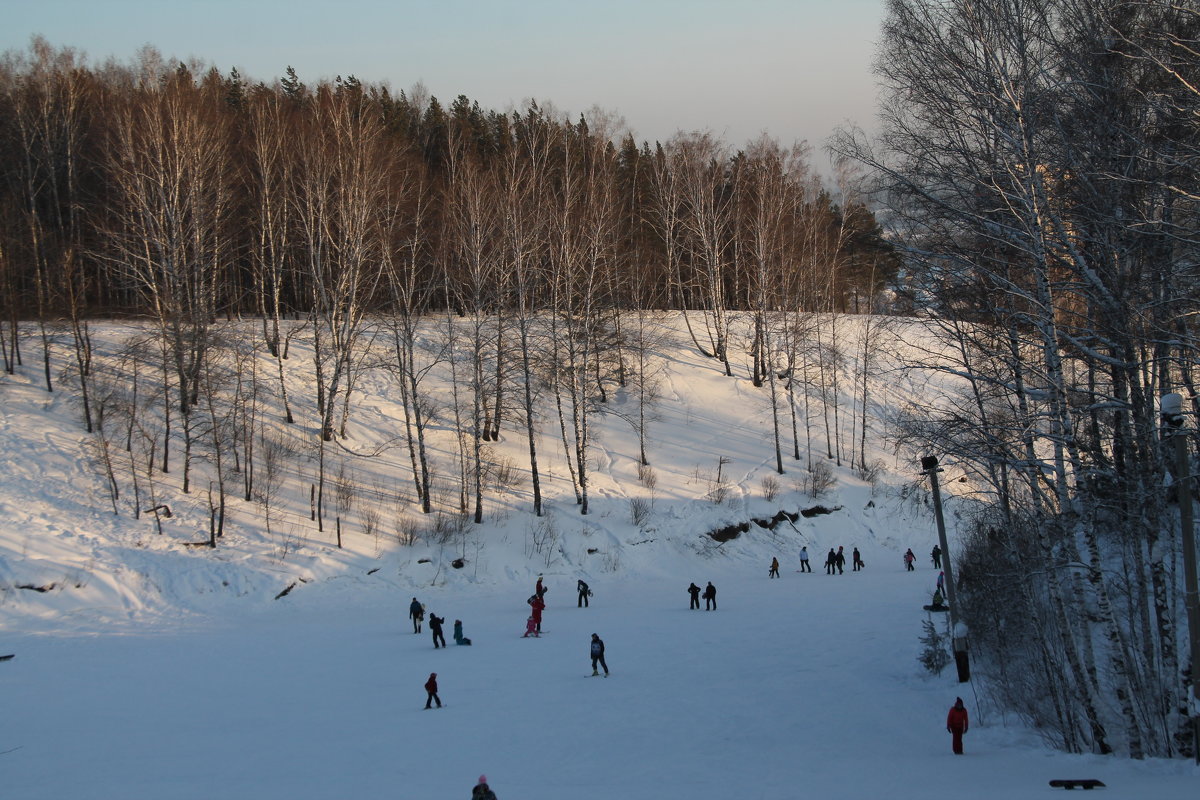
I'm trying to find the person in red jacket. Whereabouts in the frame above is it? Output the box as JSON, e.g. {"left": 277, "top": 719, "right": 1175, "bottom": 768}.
{"left": 424, "top": 672, "right": 441, "bottom": 709}
{"left": 528, "top": 594, "right": 545, "bottom": 633}
{"left": 946, "top": 697, "right": 968, "bottom": 753}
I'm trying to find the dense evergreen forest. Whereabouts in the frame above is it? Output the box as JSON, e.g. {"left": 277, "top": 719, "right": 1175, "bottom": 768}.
{"left": 3, "top": 0, "right": 1200, "bottom": 764}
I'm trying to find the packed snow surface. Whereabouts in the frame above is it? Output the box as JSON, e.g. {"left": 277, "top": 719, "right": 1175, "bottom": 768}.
{"left": 1, "top": 316, "right": 1197, "bottom": 798}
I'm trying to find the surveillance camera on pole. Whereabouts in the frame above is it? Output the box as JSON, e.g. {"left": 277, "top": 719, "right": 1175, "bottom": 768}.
{"left": 921, "top": 455, "right": 969, "bottom": 682}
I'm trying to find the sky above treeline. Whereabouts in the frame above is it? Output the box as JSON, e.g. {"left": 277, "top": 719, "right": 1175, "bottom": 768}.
{"left": 3, "top": 0, "right": 885, "bottom": 154}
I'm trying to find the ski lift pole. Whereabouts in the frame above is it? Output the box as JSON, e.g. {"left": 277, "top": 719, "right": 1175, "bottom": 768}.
{"left": 1162, "top": 392, "right": 1200, "bottom": 763}
{"left": 921, "top": 455, "right": 969, "bottom": 682}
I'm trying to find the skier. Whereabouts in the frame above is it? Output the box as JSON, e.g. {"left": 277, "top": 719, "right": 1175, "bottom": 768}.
{"left": 852, "top": 547, "right": 864, "bottom": 571}
{"left": 522, "top": 615, "right": 539, "bottom": 638}
{"left": 528, "top": 594, "right": 545, "bottom": 633}
{"left": 424, "top": 672, "right": 442, "bottom": 709}
{"left": 453, "top": 619, "right": 472, "bottom": 646}
{"left": 904, "top": 548, "right": 916, "bottom": 571}
{"left": 946, "top": 697, "right": 969, "bottom": 754}
{"left": 703, "top": 581, "right": 717, "bottom": 610}
{"left": 535, "top": 574, "right": 547, "bottom": 600}
{"left": 825, "top": 548, "right": 837, "bottom": 575}
{"left": 577, "top": 579, "right": 591, "bottom": 608}
{"left": 472, "top": 775, "right": 498, "bottom": 800}
{"left": 688, "top": 582, "right": 702, "bottom": 610}
{"left": 931, "top": 544, "right": 942, "bottom": 569}
{"left": 799, "top": 546, "right": 811, "bottom": 572}
{"left": 429, "top": 613, "right": 446, "bottom": 649}
{"left": 409, "top": 597, "right": 424, "bottom": 633}
{"left": 769, "top": 557, "right": 780, "bottom": 578}
{"left": 835, "top": 546, "right": 846, "bottom": 574}
{"left": 590, "top": 633, "right": 609, "bottom": 676}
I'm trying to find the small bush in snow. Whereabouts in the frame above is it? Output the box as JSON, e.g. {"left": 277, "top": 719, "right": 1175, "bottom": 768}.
{"left": 761, "top": 475, "right": 781, "bottom": 502}
{"left": 919, "top": 618, "right": 951, "bottom": 675}
{"left": 800, "top": 460, "right": 836, "bottom": 498}
{"left": 629, "top": 497, "right": 652, "bottom": 527}
{"left": 855, "top": 459, "right": 885, "bottom": 493}
{"left": 637, "top": 462, "right": 657, "bottom": 489}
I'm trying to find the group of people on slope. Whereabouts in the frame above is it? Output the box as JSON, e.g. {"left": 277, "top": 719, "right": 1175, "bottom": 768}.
{"left": 410, "top": 597, "right": 471, "bottom": 648}
{"left": 687, "top": 581, "right": 717, "bottom": 609}
{"left": 821, "top": 546, "right": 864, "bottom": 574}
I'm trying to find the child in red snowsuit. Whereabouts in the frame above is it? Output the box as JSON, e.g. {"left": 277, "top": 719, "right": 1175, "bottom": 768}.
{"left": 522, "top": 615, "right": 539, "bottom": 638}
{"left": 946, "top": 697, "right": 968, "bottom": 753}
{"left": 424, "top": 672, "right": 441, "bottom": 709}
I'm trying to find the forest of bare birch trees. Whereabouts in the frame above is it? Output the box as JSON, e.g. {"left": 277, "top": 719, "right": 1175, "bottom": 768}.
{"left": 835, "top": 0, "right": 1200, "bottom": 762}
{"left": 4, "top": 0, "right": 1200, "bottom": 764}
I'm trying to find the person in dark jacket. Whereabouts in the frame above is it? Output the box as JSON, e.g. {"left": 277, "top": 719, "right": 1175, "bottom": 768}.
{"left": 825, "top": 548, "right": 837, "bottom": 574}
{"left": 931, "top": 544, "right": 942, "bottom": 569}
{"left": 590, "top": 633, "right": 609, "bottom": 676}
{"left": 946, "top": 697, "right": 969, "bottom": 754}
{"left": 769, "top": 557, "right": 780, "bottom": 578}
{"left": 703, "top": 581, "right": 717, "bottom": 610}
{"left": 429, "top": 613, "right": 446, "bottom": 649}
{"left": 424, "top": 672, "right": 441, "bottom": 709}
{"left": 835, "top": 546, "right": 846, "bottom": 574}
{"left": 852, "top": 547, "right": 864, "bottom": 571}
{"left": 577, "top": 579, "right": 591, "bottom": 608}
{"left": 453, "top": 619, "right": 471, "bottom": 645}
{"left": 472, "top": 775, "right": 497, "bottom": 800}
{"left": 688, "top": 582, "right": 702, "bottom": 609}
{"left": 409, "top": 597, "right": 424, "bottom": 633}
{"left": 904, "top": 548, "right": 916, "bottom": 571}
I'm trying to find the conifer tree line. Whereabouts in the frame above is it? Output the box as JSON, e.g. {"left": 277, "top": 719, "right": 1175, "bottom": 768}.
{"left": 837, "top": 0, "right": 1200, "bottom": 760}
{"left": 0, "top": 39, "right": 897, "bottom": 350}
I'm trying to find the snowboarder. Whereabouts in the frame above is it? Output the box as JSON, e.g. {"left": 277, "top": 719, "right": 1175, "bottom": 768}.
{"left": 535, "top": 574, "right": 547, "bottom": 600}
{"left": 799, "top": 546, "right": 811, "bottom": 572}
{"left": 904, "top": 548, "right": 916, "bottom": 571}
{"left": 590, "top": 633, "right": 609, "bottom": 676}
{"left": 429, "top": 613, "right": 446, "bottom": 649}
{"left": 835, "top": 546, "right": 846, "bottom": 574}
{"left": 528, "top": 594, "right": 545, "bottom": 633}
{"left": 472, "top": 775, "right": 498, "bottom": 800}
{"left": 424, "top": 672, "right": 442, "bottom": 709}
{"left": 522, "top": 615, "right": 539, "bottom": 638}
{"left": 769, "top": 557, "right": 780, "bottom": 578}
{"left": 703, "top": 581, "right": 717, "bottom": 610}
{"left": 453, "top": 619, "right": 472, "bottom": 646}
{"left": 825, "top": 548, "right": 837, "bottom": 574}
{"left": 852, "top": 547, "right": 864, "bottom": 571}
{"left": 577, "top": 579, "right": 591, "bottom": 608}
{"left": 409, "top": 597, "right": 424, "bottom": 633}
{"left": 946, "top": 697, "right": 969, "bottom": 754}
{"left": 929, "top": 587, "right": 947, "bottom": 610}
{"left": 931, "top": 544, "right": 942, "bottom": 569}
{"left": 688, "top": 582, "right": 702, "bottom": 609}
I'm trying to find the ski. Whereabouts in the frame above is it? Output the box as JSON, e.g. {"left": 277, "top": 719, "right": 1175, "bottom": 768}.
{"left": 0, "top": 654, "right": 13, "bottom": 661}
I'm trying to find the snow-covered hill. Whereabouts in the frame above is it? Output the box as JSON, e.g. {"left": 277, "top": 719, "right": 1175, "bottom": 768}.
{"left": 1, "top": 313, "right": 1195, "bottom": 798}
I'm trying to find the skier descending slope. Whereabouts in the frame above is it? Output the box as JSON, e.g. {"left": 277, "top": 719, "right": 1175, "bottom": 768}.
{"left": 590, "top": 633, "right": 609, "bottom": 677}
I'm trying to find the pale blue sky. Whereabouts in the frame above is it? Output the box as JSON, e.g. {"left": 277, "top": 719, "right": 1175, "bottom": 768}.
{"left": 3, "top": 0, "right": 884, "bottom": 149}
